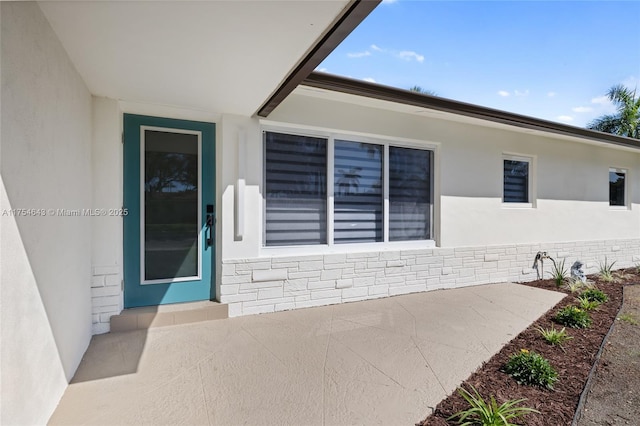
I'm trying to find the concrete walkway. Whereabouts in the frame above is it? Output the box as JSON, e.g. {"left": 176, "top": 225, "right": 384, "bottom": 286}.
{"left": 49, "top": 283, "right": 564, "bottom": 426}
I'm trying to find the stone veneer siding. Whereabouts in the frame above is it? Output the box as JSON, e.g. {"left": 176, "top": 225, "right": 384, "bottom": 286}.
{"left": 91, "top": 265, "right": 123, "bottom": 334}
{"left": 220, "top": 239, "right": 640, "bottom": 317}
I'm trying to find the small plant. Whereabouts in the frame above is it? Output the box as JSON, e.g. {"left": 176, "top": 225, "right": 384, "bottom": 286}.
{"left": 598, "top": 257, "right": 616, "bottom": 282}
{"left": 565, "top": 279, "right": 589, "bottom": 293}
{"left": 550, "top": 259, "right": 568, "bottom": 287}
{"left": 536, "top": 325, "right": 573, "bottom": 348}
{"left": 447, "top": 385, "right": 539, "bottom": 426}
{"left": 555, "top": 305, "right": 592, "bottom": 328}
{"left": 581, "top": 288, "right": 608, "bottom": 303}
{"left": 503, "top": 349, "right": 558, "bottom": 389}
{"left": 618, "top": 313, "right": 639, "bottom": 325}
{"left": 577, "top": 295, "right": 601, "bottom": 311}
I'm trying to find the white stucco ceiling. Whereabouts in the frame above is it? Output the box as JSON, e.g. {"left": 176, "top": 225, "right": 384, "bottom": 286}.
{"left": 38, "top": 1, "right": 351, "bottom": 116}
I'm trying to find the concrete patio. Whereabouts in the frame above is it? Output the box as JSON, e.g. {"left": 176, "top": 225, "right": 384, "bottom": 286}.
{"left": 49, "top": 283, "right": 564, "bottom": 425}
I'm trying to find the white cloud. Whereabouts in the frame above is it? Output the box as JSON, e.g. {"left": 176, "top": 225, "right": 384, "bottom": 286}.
{"left": 557, "top": 115, "right": 573, "bottom": 122}
{"left": 347, "top": 51, "right": 371, "bottom": 58}
{"left": 591, "top": 95, "right": 610, "bottom": 105}
{"left": 362, "top": 77, "right": 376, "bottom": 83}
{"left": 316, "top": 67, "right": 328, "bottom": 73}
{"left": 589, "top": 94, "right": 617, "bottom": 116}
{"left": 367, "top": 44, "right": 424, "bottom": 63}
{"left": 397, "top": 50, "right": 424, "bottom": 63}
{"left": 382, "top": 0, "right": 398, "bottom": 3}
{"left": 622, "top": 75, "right": 639, "bottom": 88}
{"left": 547, "top": 92, "right": 556, "bottom": 97}
{"left": 497, "top": 89, "right": 528, "bottom": 97}
{"left": 572, "top": 106, "right": 593, "bottom": 113}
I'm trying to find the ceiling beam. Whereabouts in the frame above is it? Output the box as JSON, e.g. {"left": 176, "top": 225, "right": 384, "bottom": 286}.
{"left": 256, "top": 0, "right": 380, "bottom": 118}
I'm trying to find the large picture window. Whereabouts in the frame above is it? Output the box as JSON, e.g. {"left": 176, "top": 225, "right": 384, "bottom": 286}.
{"left": 264, "top": 131, "right": 434, "bottom": 247}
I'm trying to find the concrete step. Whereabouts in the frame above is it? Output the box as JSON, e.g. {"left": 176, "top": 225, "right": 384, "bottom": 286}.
{"left": 110, "top": 301, "right": 228, "bottom": 333}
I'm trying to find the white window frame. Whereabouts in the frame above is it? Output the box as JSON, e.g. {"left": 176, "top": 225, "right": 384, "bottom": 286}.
{"left": 140, "top": 126, "right": 203, "bottom": 285}
{"left": 609, "top": 167, "right": 629, "bottom": 209}
{"left": 502, "top": 153, "right": 535, "bottom": 208}
{"left": 261, "top": 125, "right": 437, "bottom": 255}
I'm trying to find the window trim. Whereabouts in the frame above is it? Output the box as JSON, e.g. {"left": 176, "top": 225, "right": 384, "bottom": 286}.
{"left": 263, "top": 131, "right": 329, "bottom": 247}
{"left": 609, "top": 167, "right": 629, "bottom": 209}
{"left": 140, "top": 125, "right": 203, "bottom": 285}
{"left": 261, "top": 125, "right": 437, "bottom": 253}
{"left": 502, "top": 153, "right": 535, "bottom": 208}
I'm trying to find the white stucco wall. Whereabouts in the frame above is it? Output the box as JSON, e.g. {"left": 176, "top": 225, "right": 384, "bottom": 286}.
{"left": 267, "top": 91, "right": 640, "bottom": 247}
{"left": 90, "top": 97, "right": 123, "bottom": 334}
{"left": 85, "top": 81, "right": 640, "bottom": 323}
{"left": 218, "top": 114, "right": 263, "bottom": 260}
{"left": 212, "top": 89, "right": 640, "bottom": 316}
{"left": 0, "top": 2, "right": 92, "bottom": 424}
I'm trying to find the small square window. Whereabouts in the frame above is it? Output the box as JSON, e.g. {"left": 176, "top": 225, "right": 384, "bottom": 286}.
{"left": 609, "top": 168, "right": 626, "bottom": 207}
{"left": 503, "top": 156, "right": 531, "bottom": 204}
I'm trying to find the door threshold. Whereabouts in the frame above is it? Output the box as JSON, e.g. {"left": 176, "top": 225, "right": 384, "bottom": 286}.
{"left": 110, "top": 301, "right": 228, "bottom": 333}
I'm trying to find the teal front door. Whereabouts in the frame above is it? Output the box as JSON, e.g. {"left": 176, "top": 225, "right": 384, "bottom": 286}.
{"left": 123, "top": 114, "right": 215, "bottom": 308}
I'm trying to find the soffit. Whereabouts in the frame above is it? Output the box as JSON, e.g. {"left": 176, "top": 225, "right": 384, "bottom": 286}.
{"left": 296, "top": 73, "right": 640, "bottom": 152}
{"left": 38, "top": 1, "right": 353, "bottom": 116}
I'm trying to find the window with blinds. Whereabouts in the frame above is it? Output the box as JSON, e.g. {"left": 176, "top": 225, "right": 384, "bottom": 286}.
{"left": 389, "top": 147, "right": 432, "bottom": 241}
{"left": 264, "top": 132, "right": 327, "bottom": 246}
{"left": 334, "top": 140, "right": 383, "bottom": 244}
{"left": 503, "top": 158, "right": 530, "bottom": 203}
{"left": 264, "top": 131, "right": 434, "bottom": 247}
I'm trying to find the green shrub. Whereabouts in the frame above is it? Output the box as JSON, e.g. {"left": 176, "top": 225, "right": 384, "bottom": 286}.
{"left": 536, "top": 326, "right": 573, "bottom": 347}
{"left": 555, "top": 305, "right": 592, "bottom": 328}
{"left": 577, "top": 295, "right": 600, "bottom": 311}
{"left": 565, "top": 279, "right": 589, "bottom": 294}
{"left": 448, "top": 385, "right": 539, "bottom": 426}
{"left": 598, "top": 257, "right": 616, "bottom": 282}
{"left": 550, "top": 259, "right": 568, "bottom": 288}
{"left": 581, "top": 288, "right": 608, "bottom": 303}
{"left": 504, "top": 350, "right": 558, "bottom": 389}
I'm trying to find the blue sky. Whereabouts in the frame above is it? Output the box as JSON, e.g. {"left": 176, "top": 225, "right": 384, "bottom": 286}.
{"left": 318, "top": 0, "right": 640, "bottom": 127}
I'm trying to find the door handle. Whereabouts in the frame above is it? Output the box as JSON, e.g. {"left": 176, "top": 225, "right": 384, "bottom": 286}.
{"left": 205, "top": 213, "right": 214, "bottom": 248}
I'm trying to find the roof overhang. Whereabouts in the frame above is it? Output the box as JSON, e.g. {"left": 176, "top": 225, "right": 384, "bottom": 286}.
{"left": 257, "top": 1, "right": 379, "bottom": 117}
{"left": 37, "top": 1, "right": 379, "bottom": 117}
{"left": 302, "top": 72, "right": 640, "bottom": 151}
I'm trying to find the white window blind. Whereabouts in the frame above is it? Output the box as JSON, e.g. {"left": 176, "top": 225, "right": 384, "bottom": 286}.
{"left": 333, "top": 140, "right": 383, "bottom": 244}
{"left": 503, "top": 159, "right": 529, "bottom": 203}
{"left": 389, "top": 147, "right": 432, "bottom": 241}
{"left": 265, "top": 132, "right": 327, "bottom": 246}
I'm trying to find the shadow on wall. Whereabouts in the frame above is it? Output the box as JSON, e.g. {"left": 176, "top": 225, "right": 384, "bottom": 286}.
{"left": 1, "top": 178, "right": 98, "bottom": 422}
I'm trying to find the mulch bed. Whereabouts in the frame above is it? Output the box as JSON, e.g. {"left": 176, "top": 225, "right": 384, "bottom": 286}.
{"left": 419, "top": 270, "right": 630, "bottom": 426}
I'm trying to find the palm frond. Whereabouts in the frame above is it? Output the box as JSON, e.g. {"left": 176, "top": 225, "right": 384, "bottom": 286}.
{"left": 588, "top": 84, "right": 640, "bottom": 139}
{"left": 408, "top": 85, "right": 437, "bottom": 96}
{"left": 587, "top": 114, "right": 623, "bottom": 134}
